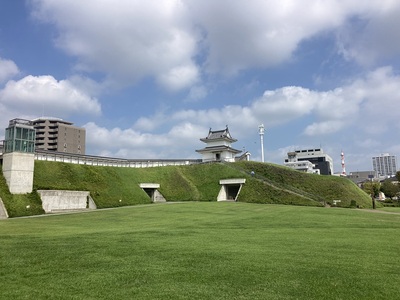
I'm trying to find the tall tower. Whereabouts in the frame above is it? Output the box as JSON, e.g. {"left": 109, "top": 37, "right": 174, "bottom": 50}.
{"left": 341, "top": 150, "right": 346, "bottom": 176}
{"left": 258, "top": 124, "right": 265, "bottom": 163}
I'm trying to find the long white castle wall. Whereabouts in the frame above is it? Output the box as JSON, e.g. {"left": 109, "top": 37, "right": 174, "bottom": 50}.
{"left": 38, "top": 190, "right": 96, "bottom": 213}
{"left": 2, "top": 152, "right": 34, "bottom": 194}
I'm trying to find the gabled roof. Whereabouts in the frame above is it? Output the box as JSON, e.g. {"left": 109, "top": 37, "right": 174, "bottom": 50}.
{"left": 200, "top": 126, "right": 237, "bottom": 143}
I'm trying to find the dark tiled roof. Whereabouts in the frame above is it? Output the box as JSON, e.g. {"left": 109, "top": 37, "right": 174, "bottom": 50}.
{"left": 200, "top": 126, "right": 237, "bottom": 142}
{"left": 208, "top": 129, "right": 228, "bottom": 139}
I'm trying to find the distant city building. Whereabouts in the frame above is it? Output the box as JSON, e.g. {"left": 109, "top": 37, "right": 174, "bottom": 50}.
{"left": 32, "top": 117, "right": 86, "bottom": 154}
{"left": 284, "top": 157, "right": 320, "bottom": 174}
{"left": 284, "top": 148, "right": 333, "bottom": 175}
{"left": 196, "top": 126, "right": 242, "bottom": 162}
{"left": 347, "top": 171, "right": 378, "bottom": 185}
{"left": 372, "top": 153, "right": 397, "bottom": 177}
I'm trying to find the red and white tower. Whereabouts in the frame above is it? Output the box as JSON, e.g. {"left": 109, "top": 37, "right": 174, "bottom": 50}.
{"left": 341, "top": 150, "right": 346, "bottom": 176}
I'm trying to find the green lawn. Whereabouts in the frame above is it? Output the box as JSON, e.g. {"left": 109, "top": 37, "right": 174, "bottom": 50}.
{"left": 1, "top": 203, "right": 399, "bottom": 299}
{"left": 378, "top": 206, "right": 400, "bottom": 213}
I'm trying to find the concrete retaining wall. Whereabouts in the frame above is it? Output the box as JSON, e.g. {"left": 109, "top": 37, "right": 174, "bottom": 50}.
{"left": 38, "top": 190, "right": 96, "bottom": 213}
{"left": 2, "top": 152, "right": 34, "bottom": 194}
{"left": 153, "top": 190, "right": 167, "bottom": 203}
{"left": 0, "top": 198, "right": 8, "bottom": 219}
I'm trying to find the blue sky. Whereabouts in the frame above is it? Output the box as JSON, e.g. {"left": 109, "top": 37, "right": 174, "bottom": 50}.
{"left": 1, "top": 1, "right": 400, "bottom": 173}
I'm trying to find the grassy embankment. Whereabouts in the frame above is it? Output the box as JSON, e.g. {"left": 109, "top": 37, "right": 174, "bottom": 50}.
{"left": 232, "top": 161, "right": 372, "bottom": 207}
{"left": 1, "top": 202, "right": 399, "bottom": 299}
{"left": 0, "top": 160, "right": 372, "bottom": 217}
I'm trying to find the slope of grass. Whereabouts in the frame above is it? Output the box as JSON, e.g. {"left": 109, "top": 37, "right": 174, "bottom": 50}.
{"left": 237, "top": 175, "right": 323, "bottom": 206}
{"left": 1, "top": 203, "right": 399, "bottom": 299}
{"left": 33, "top": 162, "right": 151, "bottom": 208}
{"left": 175, "top": 163, "right": 245, "bottom": 201}
{"left": 32, "top": 162, "right": 242, "bottom": 204}
{"left": 1, "top": 160, "right": 373, "bottom": 217}
{"left": 234, "top": 161, "right": 372, "bottom": 208}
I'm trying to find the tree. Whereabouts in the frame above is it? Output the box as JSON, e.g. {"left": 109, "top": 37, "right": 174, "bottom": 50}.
{"left": 380, "top": 179, "right": 400, "bottom": 199}
{"left": 362, "top": 181, "right": 380, "bottom": 198}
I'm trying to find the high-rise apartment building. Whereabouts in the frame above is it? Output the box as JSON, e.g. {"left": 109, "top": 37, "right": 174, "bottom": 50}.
{"left": 372, "top": 153, "right": 397, "bottom": 177}
{"left": 32, "top": 118, "right": 86, "bottom": 154}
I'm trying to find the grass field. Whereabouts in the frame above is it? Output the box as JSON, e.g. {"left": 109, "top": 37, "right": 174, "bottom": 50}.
{"left": 1, "top": 202, "right": 399, "bottom": 299}
{"left": 378, "top": 207, "right": 400, "bottom": 213}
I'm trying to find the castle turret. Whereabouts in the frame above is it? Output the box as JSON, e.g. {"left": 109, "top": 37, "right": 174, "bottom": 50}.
{"left": 196, "top": 126, "right": 241, "bottom": 162}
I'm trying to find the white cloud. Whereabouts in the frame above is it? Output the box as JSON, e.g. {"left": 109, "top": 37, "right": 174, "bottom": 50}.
{"left": 186, "top": 85, "right": 208, "bottom": 102}
{"left": 252, "top": 87, "right": 318, "bottom": 125}
{"left": 30, "top": 0, "right": 399, "bottom": 90}
{"left": 127, "top": 66, "right": 400, "bottom": 141}
{"left": 0, "top": 57, "right": 19, "bottom": 83}
{"left": 83, "top": 65, "right": 400, "bottom": 161}
{"left": 304, "top": 120, "right": 346, "bottom": 136}
{"left": 84, "top": 121, "right": 205, "bottom": 158}
{"left": 355, "top": 67, "right": 400, "bottom": 122}
{"left": 31, "top": 0, "right": 200, "bottom": 90}
{"left": 157, "top": 63, "right": 199, "bottom": 91}
{"left": 186, "top": 0, "right": 388, "bottom": 75}
{"left": 0, "top": 75, "right": 101, "bottom": 118}
{"left": 356, "top": 138, "right": 380, "bottom": 149}
{"left": 24, "top": 1, "right": 400, "bottom": 167}
{"left": 337, "top": 2, "right": 400, "bottom": 66}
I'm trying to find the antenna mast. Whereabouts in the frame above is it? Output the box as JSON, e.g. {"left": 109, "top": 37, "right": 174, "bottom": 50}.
{"left": 258, "top": 124, "right": 265, "bottom": 163}
{"left": 341, "top": 150, "right": 346, "bottom": 176}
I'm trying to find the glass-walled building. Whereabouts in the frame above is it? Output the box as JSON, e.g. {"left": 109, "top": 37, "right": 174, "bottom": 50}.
{"left": 3, "top": 119, "right": 36, "bottom": 153}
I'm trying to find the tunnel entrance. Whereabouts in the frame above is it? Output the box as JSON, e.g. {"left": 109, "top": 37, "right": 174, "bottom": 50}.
{"left": 142, "top": 188, "right": 154, "bottom": 198}
{"left": 139, "top": 183, "right": 166, "bottom": 203}
{"left": 217, "top": 179, "right": 246, "bottom": 201}
{"left": 226, "top": 184, "right": 240, "bottom": 200}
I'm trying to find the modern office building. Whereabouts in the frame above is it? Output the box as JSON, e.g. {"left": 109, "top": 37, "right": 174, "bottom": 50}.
{"left": 284, "top": 148, "right": 333, "bottom": 175}
{"left": 32, "top": 117, "right": 86, "bottom": 154}
{"left": 372, "top": 153, "right": 397, "bottom": 177}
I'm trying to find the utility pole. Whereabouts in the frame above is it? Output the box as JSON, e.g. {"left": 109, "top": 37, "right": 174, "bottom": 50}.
{"left": 258, "top": 124, "right": 265, "bottom": 163}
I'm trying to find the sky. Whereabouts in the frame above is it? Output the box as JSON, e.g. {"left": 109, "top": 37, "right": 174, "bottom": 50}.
{"left": 0, "top": 0, "right": 400, "bottom": 173}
